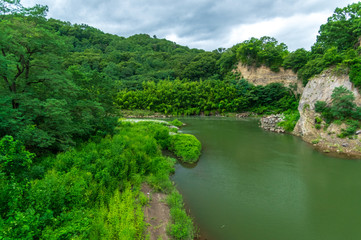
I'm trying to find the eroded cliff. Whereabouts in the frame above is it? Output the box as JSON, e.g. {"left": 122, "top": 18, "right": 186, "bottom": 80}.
{"left": 293, "top": 69, "right": 361, "bottom": 158}
{"left": 234, "top": 63, "right": 304, "bottom": 95}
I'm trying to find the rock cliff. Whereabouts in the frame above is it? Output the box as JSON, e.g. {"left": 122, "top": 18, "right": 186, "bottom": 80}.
{"left": 234, "top": 63, "right": 303, "bottom": 95}
{"left": 293, "top": 69, "right": 361, "bottom": 158}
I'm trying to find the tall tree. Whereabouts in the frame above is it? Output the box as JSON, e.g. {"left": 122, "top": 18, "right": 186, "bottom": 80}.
{"left": 317, "top": 2, "right": 361, "bottom": 51}
{"left": 0, "top": 0, "right": 48, "bottom": 17}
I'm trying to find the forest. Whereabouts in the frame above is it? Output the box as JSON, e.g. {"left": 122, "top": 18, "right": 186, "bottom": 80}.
{"left": 1, "top": 0, "right": 361, "bottom": 239}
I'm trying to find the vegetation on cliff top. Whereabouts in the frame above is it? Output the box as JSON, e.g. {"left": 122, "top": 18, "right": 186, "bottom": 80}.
{"left": 229, "top": 2, "right": 361, "bottom": 87}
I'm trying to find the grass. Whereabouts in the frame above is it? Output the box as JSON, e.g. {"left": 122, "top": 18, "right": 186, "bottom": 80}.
{"left": 167, "top": 191, "right": 195, "bottom": 240}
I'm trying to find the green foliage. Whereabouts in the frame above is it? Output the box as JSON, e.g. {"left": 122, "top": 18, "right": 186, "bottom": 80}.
{"left": 315, "top": 86, "right": 360, "bottom": 137}
{"left": 315, "top": 116, "right": 323, "bottom": 124}
{"left": 0, "top": 135, "right": 34, "bottom": 178}
{"left": 338, "top": 120, "right": 359, "bottom": 138}
{"left": 311, "top": 139, "right": 320, "bottom": 144}
{"left": 170, "top": 134, "right": 201, "bottom": 163}
{"left": 330, "top": 86, "right": 356, "bottom": 120}
{"left": 0, "top": 15, "right": 117, "bottom": 153}
{"left": 297, "top": 57, "right": 326, "bottom": 85}
{"left": 170, "top": 119, "right": 183, "bottom": 127}
{"left": 167, "top": 191, "right": 195, "bottom": 240}
{"left": 117, "top": 79, "right": 298, "bottom": 115}
{"left": 0, "top": 0, "right": 48, "bottom": 17}
{"left": 295, "top": 2, "right": 361, "bottom": 84}
{"left": 104, "top": 186, "right": 145, "bottom": 240}
{"left": 283, "top": 48, "right": 309, "bottom": 73}
{"left": 317, "top": 2, "right": 361, "bottom": 51}
{"left": 236, "top": 36, "right": 288, "bottom": 72}
{"left": 0, "top": 122, "right": 195, "bottom": 239}
{"left": 315, "top": 86, "right": 357, "bottom": 121}
{"left": 216, "top": 49, "right": 237, "bottom": 76}
{"left": 277, "top": 110, "right": 300, "bottom": 132}
{"left": 315, "top": 101, "right": 333, "bottom": 123}
{"left": 349, "top": 57, "right": 361, "bottom": 88}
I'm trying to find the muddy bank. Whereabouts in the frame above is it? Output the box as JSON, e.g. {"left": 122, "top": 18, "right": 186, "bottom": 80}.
{"left": 142, "top": 184, "right": 171, "bottom": 240}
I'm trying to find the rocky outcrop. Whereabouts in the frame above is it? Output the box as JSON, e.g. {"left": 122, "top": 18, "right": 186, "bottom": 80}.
{"left": 234, "top": 63, "right": 304, "bottom": 95}
{"left": 236, "top": 112, "right": 252, "bottom": 118}
{"left": 260, "top": 114, "right": 285, "bottom": 133}
{"left": 293, "top": 69, "right": 361, "bottom": 158}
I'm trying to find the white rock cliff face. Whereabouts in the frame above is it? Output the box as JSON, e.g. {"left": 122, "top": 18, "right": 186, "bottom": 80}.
{"left": 234, "top": 63, "right": 304, "bottom": 95}
{"left": 293, "top": 69, "right": 361, "bottom": 157}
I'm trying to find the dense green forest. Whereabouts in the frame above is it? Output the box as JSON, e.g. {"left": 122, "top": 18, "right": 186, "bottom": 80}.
{"left": 1, "top": 0, "right": 361, "bottom": 239}
{"left": 2, "top": 1, "right": 361, "bottom": 153}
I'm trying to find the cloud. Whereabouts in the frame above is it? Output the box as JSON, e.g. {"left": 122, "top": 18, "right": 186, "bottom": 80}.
{"left": 21, "top": 0, "right": 359, "bottom": 51}
{"left": 226, "top": 12, "right": 331, "bottom": 51}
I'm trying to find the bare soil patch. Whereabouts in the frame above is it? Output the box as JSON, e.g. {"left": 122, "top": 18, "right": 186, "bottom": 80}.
{"left": 142, "top": 184, "right": 171, "bottom": 240}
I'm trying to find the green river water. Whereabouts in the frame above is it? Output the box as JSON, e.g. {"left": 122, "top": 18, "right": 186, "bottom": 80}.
{"left": 172, "top": 117, "right": 361, "bottom": 240}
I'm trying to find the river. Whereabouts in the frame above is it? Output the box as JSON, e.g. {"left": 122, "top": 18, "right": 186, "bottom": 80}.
{"left": 172, "top": 117, "right": 361, "bottom": 240}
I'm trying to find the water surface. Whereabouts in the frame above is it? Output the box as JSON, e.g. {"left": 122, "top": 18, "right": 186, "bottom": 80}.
{"left": 172, "top": 117, "right": 361, "bottom": 240}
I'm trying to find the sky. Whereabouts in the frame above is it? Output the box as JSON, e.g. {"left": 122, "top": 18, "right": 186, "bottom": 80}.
{"left": 21, "top": 0, "right": 359, "bottom": 51}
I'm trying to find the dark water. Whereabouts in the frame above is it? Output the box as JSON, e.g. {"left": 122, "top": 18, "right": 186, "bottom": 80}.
{"left": 172, "top": 117, "right": 361, "bottom": 240}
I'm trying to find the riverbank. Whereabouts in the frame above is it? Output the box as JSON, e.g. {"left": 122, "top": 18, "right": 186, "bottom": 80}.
{"left": 125, "top": 113, "right": 360, "bottom": 159}
{"left": 121, "top": 109, "right": 257, "bottom": 119}
{"left": 119, "top": 119, "right": 198, "bottom": 239}
{"left": 259, "top": 114, "right": 361, "bottom": 159}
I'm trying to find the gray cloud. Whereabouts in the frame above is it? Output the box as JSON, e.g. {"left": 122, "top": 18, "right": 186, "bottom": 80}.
{"left": 22, "top": 0, "right": 358, "bottom": 51}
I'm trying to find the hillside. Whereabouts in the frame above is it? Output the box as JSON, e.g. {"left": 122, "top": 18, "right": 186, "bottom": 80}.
{"left": 1, "top": 0, "right": 361, "bottom": 239}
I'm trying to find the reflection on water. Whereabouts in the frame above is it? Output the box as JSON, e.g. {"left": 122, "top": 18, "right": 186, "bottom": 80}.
{"left": 172, "top": 117, "right": 361, "bottom": 240}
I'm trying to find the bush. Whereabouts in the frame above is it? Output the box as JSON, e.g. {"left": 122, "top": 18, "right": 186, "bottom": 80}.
{"left": 170, "top": 134, "right": 201, "bottom": 163}
{"left": 311, "top": 139, "right": 320, "bottom": 144}
{"left": 169, "top": 119, "right": 183, "bottom": 128}
{"left": 330, "top": 86, "right": 356, "bottom": 120}
{"left": 277, "top": 110, "right": 300, "bottom": 132}
{"left": 0, "top": 135, "right": 35, "bottom": 179}
{"left": 338, "top": 120, "right": 359, "bottom": 138}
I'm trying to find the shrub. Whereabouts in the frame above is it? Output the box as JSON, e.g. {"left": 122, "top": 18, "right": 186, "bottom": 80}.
{"left": 330, "top": 86, "right": 356, "bottom": 120}
{"left": 0, "top": 135, "right": 35, "bottom": 179}
{"left": 315, "top": 116, "right": 323, "bottom": 124}
{"left": 338, "top": 120, "right": 359, "bottom": 138}
{"left": 169, "top": 134, "right": 201, "bottom": 163}
{"left": 277, "top": 110, "right": 300, "bottom": 132}
{"left": 169, "top": 119, "right": 184, "bottom": 128}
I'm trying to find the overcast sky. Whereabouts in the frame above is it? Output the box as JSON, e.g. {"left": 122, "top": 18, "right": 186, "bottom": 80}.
{"left": 21, "top": 0, "right": 358, "bottom": 51}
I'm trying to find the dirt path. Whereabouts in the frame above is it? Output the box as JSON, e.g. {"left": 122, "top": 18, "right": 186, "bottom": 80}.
{"left": 142, "top": 184, "right": 171, "bottom": 240}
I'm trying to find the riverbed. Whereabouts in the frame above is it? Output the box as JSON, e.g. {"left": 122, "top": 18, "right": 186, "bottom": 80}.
{"left": 172, "top": 117, "right": 361, "bottom": 240}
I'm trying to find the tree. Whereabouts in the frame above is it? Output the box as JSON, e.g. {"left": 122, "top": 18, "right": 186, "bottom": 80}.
{"left": 0, "top": 0, "right": 48, "bottom": 17}
{"left": 316, "top": 2, "right": 361, "bottom": 51}
{"left": 283, "top": 48, "right": 309, "bottom": 72}
{"left": 0, "top": 135, "right": 34, "bottom": 178}
{"left": 236, "top": 36, "right": 288, "bottom": 72}
{"left": 330, "top": 86, "right": 356, "bottom": 120}
{"left": 0, "top": 16, "right": 117, "bottom": 152}
{"left": 0, "top": 16, "right": 67, "bottom": 109}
